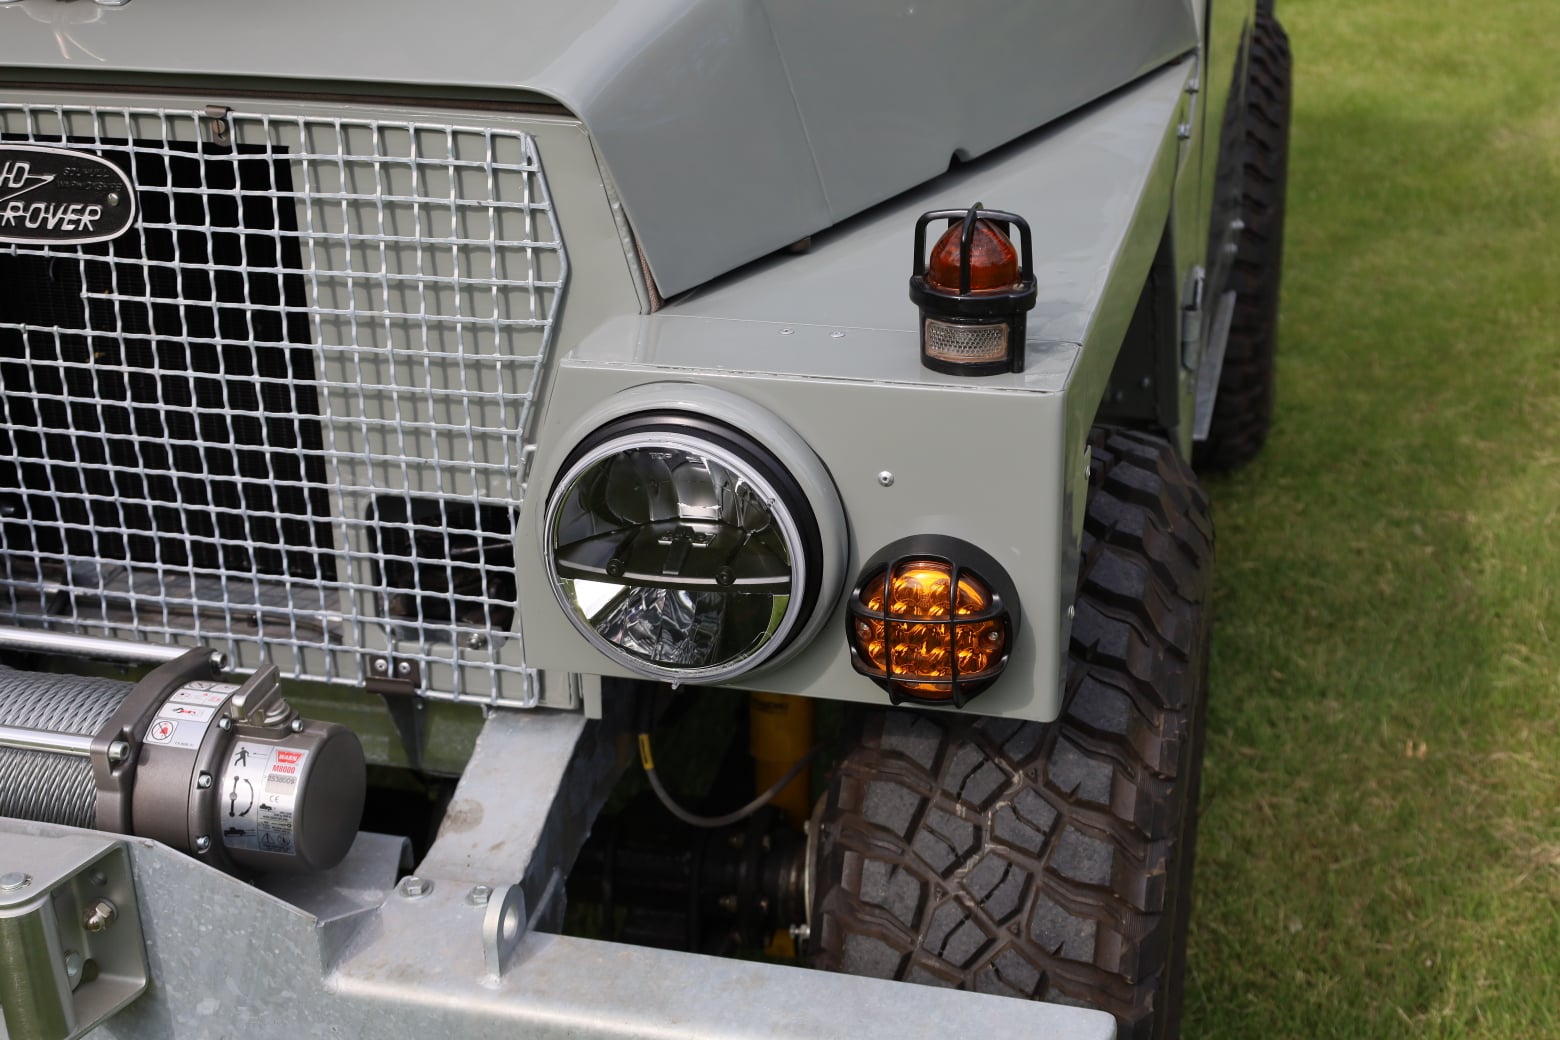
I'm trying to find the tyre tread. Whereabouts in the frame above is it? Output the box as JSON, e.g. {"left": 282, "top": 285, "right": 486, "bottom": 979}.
{"left": 813, "top": 430, "right": 1214, "bottom": 1040}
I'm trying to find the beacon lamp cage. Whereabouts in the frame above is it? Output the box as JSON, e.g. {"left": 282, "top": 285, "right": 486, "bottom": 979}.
{"left": 846, "top": 535, "right": 1021, "bottom": 708}
{"left": 909, "top": 205, "right": 1039, "bottom": 376}
{"left": 542, "top": 414, "right": 827, "bottom": 685}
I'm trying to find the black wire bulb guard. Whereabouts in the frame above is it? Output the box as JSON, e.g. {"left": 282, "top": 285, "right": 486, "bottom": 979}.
{"left": 908, "top": 204, "right": 1039, "bottom": 376}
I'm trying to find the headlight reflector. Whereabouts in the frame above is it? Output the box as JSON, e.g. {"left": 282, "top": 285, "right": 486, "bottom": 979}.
{"left": 544, "top": 416, "right": 822, "bottom": 683}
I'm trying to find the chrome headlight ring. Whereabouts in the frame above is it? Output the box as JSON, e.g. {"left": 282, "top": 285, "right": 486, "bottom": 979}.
{"left": 543, "top": 413, "right": 828, "bottom": 684}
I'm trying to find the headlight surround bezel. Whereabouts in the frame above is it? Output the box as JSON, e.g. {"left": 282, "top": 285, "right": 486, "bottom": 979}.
{"left": 542, "top": 413, "right": 826, "bottom": 684}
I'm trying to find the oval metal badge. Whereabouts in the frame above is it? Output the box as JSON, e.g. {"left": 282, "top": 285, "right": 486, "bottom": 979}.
{"left": 0, "top": 145, "right": 137, "bottom": 246}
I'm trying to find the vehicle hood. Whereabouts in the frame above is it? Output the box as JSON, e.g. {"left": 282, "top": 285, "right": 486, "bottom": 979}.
{"left": 0, "top": 0, "right": 1198, "bottom": 296}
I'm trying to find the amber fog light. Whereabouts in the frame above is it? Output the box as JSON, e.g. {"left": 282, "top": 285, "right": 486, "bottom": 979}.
{"left": 909, "top": 205, "right": 1038, "bottom": 377}
{"left": 846, "top": 536, "right": 1020, "bottom": 707}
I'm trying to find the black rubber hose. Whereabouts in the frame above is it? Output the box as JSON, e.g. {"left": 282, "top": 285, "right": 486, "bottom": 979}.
{"left": 634, "top": 684, "right": 817, "bottom": 830}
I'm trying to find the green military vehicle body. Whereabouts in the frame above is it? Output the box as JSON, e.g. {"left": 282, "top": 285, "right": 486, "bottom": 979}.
{"left": 0, "top": 0, "right": 1290, "bottom": 1037}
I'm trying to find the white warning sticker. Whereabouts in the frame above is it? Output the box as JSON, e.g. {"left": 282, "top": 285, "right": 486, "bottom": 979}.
{"left": 144, "top": 714, "right": 205, "bottom": 751}
{"left": 142, "top": 683, "right": 231, "bottom": 750}
{"left": 157, "top": 701, "right": 216, "bottom": 724}
{"left": 220, "top": 742, "right": 307, "bottom": 856}
{"left": 170, "top": 684, "right": 237, "bottom": 708}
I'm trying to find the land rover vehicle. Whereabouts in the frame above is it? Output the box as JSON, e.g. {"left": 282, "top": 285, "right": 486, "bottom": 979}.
{"left": 0, "top": 0, "right": 1291, "bottom": 1037}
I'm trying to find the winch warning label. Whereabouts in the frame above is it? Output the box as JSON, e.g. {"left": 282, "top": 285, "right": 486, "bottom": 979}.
{"left": 144, "top": 682, "right": 234, "bottom": 751}
{"left": 220, "top": 742, "right": 309, "bottom": 856}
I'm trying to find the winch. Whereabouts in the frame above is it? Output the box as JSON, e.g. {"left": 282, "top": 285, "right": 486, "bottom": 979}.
{"left": 0, "top": 627, "right": 364, "bottom": 874}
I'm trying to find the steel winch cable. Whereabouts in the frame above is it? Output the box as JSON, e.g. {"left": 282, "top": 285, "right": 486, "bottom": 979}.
{"left": 0, "top": 636, "right": 367, "bottom": 875}
{"left": 0, "top": 666, "right": 135, "bottom": 827}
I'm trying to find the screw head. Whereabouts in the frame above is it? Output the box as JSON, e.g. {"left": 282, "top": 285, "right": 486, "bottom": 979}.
{"left": 830, "top": 330, "right": 846, "bottom": 339}
{"left": 1066, "top": 604, "right": 1076, "bottom": 621}
{"left": 779, "top": 328, "right": 795, "bottom": 336}
{"left": 289, "top": 718, "right": 305, "bottom": 733}
{"left": 877, "top": 471, "right": 894, "bottom": 488}
{"left": 105, "top": 191, "right": 122, "bottom": 207}
{"left": 397, "top": 875, "right": 433, "bottom": 899}
{"left": 196, "top": 772, "right": 213, "bottom": 789}
{"left": 64, "top": 949, "right": 84, "bottom": 982}
{"left": 465, "top": 633, "right": 489, "bottom": 651}
{"left": 106, "top": 740, "right": 131, "bottom": 764}
{"left": 194, "top": 836, "right": 211, "bottom": 853}
{"left": 217, "top": 717, "right": 233, "bottom": 731}
{"left": 373, "top": 658, "right": 389, "bottom": 673}
{"left": 396, "top": 661, "right": 412, "bottom": 676}
{"left": 0, "top": 872, "right": 31, "bottom": 893}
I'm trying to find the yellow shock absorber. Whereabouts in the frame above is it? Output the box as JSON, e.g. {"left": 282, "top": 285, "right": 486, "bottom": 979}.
{"left": 748, "top": 690, "right": 813, "bottom": 830}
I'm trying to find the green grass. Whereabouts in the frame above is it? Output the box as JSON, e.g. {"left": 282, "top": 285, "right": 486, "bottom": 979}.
{"left": 1184, "top": 0, "right": 1560, "bottom": 1035}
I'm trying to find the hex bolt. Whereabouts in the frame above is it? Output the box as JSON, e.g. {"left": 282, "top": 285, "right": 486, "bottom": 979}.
{"left": 196, "top": 771, "right": 213, "bottom": 789}
{"left": 466, "top": 884, "right": 493, "bottom": 907}
{"left": 82, "top": 899, "right": 118, "bottom": 933}
{"left": 0, "top": 872, "right": 31, "bottom": 893}
{"left": 194, "top": 836, "right": 211, "bottom": 853}
{"left": 397, "top": 875, "right": 433, "bottom": 899}
{"left": 878, "top": 471, "right": 894, "bottom": 488}
{"left": 106, "top": 740, "right": 130, "bottom": 764}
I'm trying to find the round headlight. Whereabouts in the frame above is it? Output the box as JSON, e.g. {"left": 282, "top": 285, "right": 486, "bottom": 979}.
{"left": 543, "top": 414, "right": 826, "bottom": 683}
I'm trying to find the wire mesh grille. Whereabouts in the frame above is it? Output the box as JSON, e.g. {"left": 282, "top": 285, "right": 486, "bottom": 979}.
{"left": 0, "top": 102, "right": 567, "bottom": 707}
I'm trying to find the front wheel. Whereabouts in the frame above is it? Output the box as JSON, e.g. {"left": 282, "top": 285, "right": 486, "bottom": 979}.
{"left": 811, "top": 429, "right": 1214, "bottom": 1040}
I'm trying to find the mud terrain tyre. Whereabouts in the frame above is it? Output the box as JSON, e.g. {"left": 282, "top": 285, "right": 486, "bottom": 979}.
{"left": 812, "top": 430, "right": 1214, "bottom": 1040}
{"left": 1196, "top": 6, "right": 1293, "bottom": 472}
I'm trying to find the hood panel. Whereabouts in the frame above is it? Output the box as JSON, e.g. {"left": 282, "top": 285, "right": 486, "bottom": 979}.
{"left": 0, "top": 0, "right": 1195, "bottom": 295}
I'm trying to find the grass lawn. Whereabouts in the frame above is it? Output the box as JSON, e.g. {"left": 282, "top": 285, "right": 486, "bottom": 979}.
{"left": 1183, "top": 0, "right": 1560, "bottom": 1035}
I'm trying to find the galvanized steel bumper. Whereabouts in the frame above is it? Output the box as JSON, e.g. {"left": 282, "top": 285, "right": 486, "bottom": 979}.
{"left": 2, "top": 708, "right": 1117, "bottom": 1040}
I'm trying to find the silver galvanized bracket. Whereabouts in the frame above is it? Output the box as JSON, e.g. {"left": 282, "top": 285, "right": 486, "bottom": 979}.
{"left": 1180, "top": 264, "right": 1206, "bottom": 370}
{"left": 479, "top": 882, "right": 527, "bottom": 979}
{"left": 203, "top": 104, "right": 232, "bottom": 145}
{"left": 0, "top": 833, "right": 147, "bottom": 1040}
{"left": 1192, "top": 289, "right": 1239, "bottom": 441}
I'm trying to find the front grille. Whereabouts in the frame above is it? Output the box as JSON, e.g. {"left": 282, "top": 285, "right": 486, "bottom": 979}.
{"left": 0, "top": 101, "right": 567, "bottom": 707}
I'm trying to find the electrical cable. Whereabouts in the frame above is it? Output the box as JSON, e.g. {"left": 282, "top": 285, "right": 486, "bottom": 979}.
{"left": 637, "top": 728, "right": 818, "bottom": 830}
